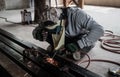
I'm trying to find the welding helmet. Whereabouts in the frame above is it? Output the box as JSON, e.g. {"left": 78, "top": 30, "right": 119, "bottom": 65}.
{"left": 32, "top": 21, "right": 55, "bottom": 41}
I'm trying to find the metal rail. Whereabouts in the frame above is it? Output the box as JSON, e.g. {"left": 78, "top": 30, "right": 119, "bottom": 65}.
{"left": 0, "top": 28, "right": 102, "bottom": 77}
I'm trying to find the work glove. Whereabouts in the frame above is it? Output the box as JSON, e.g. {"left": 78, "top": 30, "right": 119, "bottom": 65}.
{"left": 66, "top": 43, "right": 82, "bottom": 60}
{"left": 65, "top": 43, "right": 79, "bottom": 53}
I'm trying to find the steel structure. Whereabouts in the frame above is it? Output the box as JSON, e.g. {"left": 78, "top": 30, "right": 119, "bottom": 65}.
{"left": 0, "top": 28, "right": 102, "bottom": 77}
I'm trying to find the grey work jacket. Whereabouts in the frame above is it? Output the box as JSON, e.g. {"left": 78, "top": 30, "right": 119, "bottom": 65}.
{"left": 65, "top": 7, "right": 104, "bottom": 49}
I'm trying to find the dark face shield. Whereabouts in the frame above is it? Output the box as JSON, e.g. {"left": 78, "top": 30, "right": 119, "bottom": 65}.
{"left": 40, "top": 29, "right": 48, "bottom": 41}
{"left": 32, "top": 20, "right": 59, "bottom": 41}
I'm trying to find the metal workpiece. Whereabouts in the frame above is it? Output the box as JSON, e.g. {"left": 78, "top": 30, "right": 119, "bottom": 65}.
{"left": 0, "top": 28, "right": 102, "bottom": 77}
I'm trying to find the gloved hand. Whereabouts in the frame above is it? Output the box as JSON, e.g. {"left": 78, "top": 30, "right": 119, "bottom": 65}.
{"left": 66, "top": 43, "right": 82, "bottom": 60}
{"left": 65, "top": 43, "right": 79, "bottom": 53}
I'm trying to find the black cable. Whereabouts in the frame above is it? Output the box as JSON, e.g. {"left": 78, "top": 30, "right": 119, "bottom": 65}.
{"left": 0, "top": 17, "right": 36, "bottom": 27}
{"left": 100, "top": 30, "right": 120, "bottom": 54}
{"left": 0, "top": 17, "right": 19, "bottom": 24}
{"left": 81, "top": 59, "right": 120, "bottom": 66}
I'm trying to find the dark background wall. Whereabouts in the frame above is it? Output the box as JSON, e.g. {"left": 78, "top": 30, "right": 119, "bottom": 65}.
{"left": 1, "top": 0, "right": 120, "bottom": 11}
{"left": 85, "top": 0, "right": 120, "bottom": 7}
{"left": 0, "top": 0, "right": 5, "bottom": 10}
{"left": 5, "top": 0, "right": 30, "bottom": 10}
{"left": 50, "top": 0, "right": 120, "bottom": 7}
{"left": 0, "top": 0, "right": 30, "bottom": 10}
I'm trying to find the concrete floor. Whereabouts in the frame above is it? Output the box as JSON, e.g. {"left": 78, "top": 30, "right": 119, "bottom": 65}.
{"left": 0, "top": 5, "right": 120, "bottom": 77}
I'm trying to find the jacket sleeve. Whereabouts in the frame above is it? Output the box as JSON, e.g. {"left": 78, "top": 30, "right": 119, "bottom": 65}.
{"left": 75, "top": 8, "right": 104, "bottom": 49}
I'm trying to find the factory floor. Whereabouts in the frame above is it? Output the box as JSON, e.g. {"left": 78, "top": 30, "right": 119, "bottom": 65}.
{"left": 0, "top": 5, "right": 120, "bottom": 77}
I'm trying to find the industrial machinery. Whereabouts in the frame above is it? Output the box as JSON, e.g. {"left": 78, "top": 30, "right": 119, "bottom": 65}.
{"left": 0, "top": 28, "right": 102, "bottom": 77}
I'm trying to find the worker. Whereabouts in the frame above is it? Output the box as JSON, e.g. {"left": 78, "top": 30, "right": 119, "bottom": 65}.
{"left": 32, "top": 7, "right": 104, "bottom": 60}
{"left": 63, "top": 7, "right": 104, "bottom": 60}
